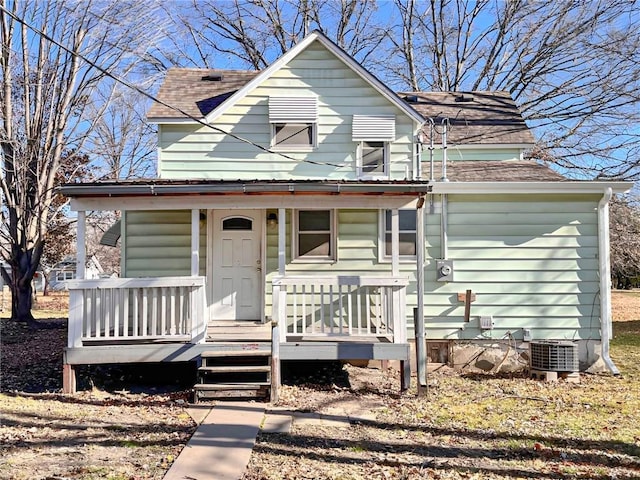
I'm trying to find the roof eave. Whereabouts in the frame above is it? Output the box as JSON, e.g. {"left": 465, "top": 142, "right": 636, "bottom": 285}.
{"left": 430, "top": 181, "right": 633, "bottom": 195}
{"left": 147, "top": 117, "right": 200, "bottom": 124}
{"left": 59, "top": 181, "right": 433, "bottom": 198}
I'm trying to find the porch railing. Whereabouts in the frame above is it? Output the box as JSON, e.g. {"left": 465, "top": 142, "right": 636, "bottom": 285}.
{"left": 272, "top": 275, "right": 408, "bottom": 343}
{"left": 66, "top": 276, "right": 206, "bottom": 347}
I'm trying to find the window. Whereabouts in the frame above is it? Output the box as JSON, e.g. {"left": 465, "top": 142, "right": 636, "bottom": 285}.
{"left": 269, "top": 96, "right": 318, "bottom": 150}
{"left": 359, "top": 141, "right": 388, "bottom": 176}
{"left": 56, "top": 271, "right": 75, "bottom": 281}
{"left": 293, "top": 210, "right": 336, "bottom": 261}
{"left": 222, "top": 217, "right": 252, "bottom": 230}
{"left": 352, "top": 115, "right": 395, "bottom": 178}
{"left": 272, "top": 123, "right": 315, "bottom": 148}
{"left": 381, "top": 209, "right": 417, "bottom": 259}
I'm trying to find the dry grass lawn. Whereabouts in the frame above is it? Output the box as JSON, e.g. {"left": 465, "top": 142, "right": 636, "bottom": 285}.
{"left": 0, "top": 291, "right": 639, "bottom": 479}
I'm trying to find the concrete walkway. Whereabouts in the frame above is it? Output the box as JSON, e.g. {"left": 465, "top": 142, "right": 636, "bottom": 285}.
{"left": 164, "top": 402, "right": 265, "bottom": 480}
{"left": 164, "top": 400, "right": 376, "bottom": 479}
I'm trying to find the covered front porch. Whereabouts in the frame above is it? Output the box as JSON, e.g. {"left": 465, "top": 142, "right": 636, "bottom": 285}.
{"left": 60, "top": 180, "right": 431, "bottom": 397}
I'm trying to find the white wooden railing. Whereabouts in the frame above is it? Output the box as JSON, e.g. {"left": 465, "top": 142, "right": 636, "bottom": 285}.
{"left": 272, "top": 275, "right": 408, "bottom": 343}
{"left": 66, "top": 276, "right": 206, "bottom": 347}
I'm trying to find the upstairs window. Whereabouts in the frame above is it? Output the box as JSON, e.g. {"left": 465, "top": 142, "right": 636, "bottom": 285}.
{"left": 352, "top": 115, "right": 395, "bottom": 178}
{"left": 359, "top": 141, "right": 389, "bottom": 176}
{"left": 293, "top": 209, "right": 336, "bottom": 261}
{"left": 380, "top": 209, "right": 417, "bottom": 260}
{"left": 269, "top": 96, "right": 318, "bottom": 150}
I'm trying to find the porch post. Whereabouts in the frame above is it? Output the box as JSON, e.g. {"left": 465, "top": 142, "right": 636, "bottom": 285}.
{"left": 391, "top": 209, "right": 399, "bottom": 276}
{"left": 272, "top": 208, "right": 287, "bottom": 400}
{"left": 277, "top": 208, "right": 286, "bottom": 343}
{"left": 278, "top": 208, "right": 286, "bottom": 275}
{"left": 416, "top": 199, "right": 427, "bottom": 395}
{"left": 191, "top": 209, "right": 200, "bottom": 276}
{"left": 76, "top": 211, "right": 86, "bottom": 280}
{"left": 390, "top": 209, "right": 402, "bottom": 338}
{"left": 391, "top": 208, "right": 410, "bottom": 391}
{"left": 68, "top": 211, "right": 86, "bottom": 349}
{"left": 190, "top": 209, "right": 205, "bottom": 343}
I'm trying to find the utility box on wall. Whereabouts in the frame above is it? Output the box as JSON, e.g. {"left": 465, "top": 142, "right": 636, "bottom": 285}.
{"left": 436, "top": 259, "right": 454, "bottom": 282}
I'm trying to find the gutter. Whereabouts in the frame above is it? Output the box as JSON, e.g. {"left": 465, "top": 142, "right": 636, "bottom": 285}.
{"left": 60, "top": 181, "right": 432, "bottom": 198}
{"left": 598, "top": 187, "right": 620, "bottom": 375}
{"left": 430, "top": 181, "right": 633, "bottom": 195}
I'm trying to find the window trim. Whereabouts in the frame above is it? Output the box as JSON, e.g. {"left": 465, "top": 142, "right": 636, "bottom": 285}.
{"left": 378, "top": 209, "right": 418, "bottom": 263}
{"left": 270, "top": 122, "right": 317, "bottom": 151}
{"left": 292, "top": 209, "right": 337, "bottom": 263}
{"left": 357, "top": 140, "right": 389, "bottom": 179}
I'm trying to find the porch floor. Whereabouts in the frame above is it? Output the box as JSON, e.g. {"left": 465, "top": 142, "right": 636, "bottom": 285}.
{"left": 207, "top": 321, "right": 271, "bottom": 342}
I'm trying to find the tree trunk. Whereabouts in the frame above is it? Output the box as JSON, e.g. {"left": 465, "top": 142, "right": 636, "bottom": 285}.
{"left": 10, "top": 245, "right": 44, "bottom": 325}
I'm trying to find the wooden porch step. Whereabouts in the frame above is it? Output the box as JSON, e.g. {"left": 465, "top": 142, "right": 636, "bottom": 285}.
{"left": 193, "top": 382, "right": 270, "bottom": 401}
{"left": 193, "top": 342, "right": 273, "bottom": 402}
{"left": 198, "top": 365, "right": 271, "bottom": 373}
{"left": 194, "top": 382, "right": 270, "bottom": 390}
{"left": 201, "top": 349, "right": 271, "bottom": 358}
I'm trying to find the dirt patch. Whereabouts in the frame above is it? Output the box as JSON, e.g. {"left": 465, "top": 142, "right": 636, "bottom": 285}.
{"left": 0, "top": 318, "right": 196, "bottom": 479}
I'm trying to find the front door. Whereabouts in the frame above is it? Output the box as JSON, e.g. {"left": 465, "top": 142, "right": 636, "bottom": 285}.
{"left": 211, "top": 210, "right": 262, "bottom": 321}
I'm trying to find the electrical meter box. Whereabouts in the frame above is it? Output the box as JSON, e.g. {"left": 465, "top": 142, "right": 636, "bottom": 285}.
{"left": 436, "top": 259, "right": 454, "bottom": 282}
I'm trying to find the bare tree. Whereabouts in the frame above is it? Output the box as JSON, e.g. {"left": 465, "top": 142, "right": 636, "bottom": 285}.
{"left": 159, "top": 0, "right": 387, "bottom": 69}
{"left": 610, "top": 197, "right": 640, "bottom": 289}
{"left": 87, "top": 86, "right": 157, "bottom": 180}
{"left": 384, "top": 0, "right": 640, "bottom": 180}
{"left": 0, "top": 0, "right": 163, "bottom": 322}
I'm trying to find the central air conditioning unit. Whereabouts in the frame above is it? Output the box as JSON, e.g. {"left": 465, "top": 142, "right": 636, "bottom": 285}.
{"left": 530, "top": 341, "right": 578, "bottom": 372}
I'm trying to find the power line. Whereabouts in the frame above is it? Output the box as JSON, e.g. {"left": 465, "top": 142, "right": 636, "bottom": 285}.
{"left": 0, "top": 4, "right": 347, "bottom": 169}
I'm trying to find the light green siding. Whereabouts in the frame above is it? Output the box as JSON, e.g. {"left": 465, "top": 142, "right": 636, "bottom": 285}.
{"left": 123, "top": 195, "right": 602, "bottom": 343}
{"left": 423, "top": 194, "right": 602, "bottom": 341}
{"left": 158, "top": 40, "right": 416, "bottom": 181}
{"left": 262, "top": 196, "right": 601, "bottom": 342}
{"left": 124, "top": 210, "right": 206, "bottom": 277}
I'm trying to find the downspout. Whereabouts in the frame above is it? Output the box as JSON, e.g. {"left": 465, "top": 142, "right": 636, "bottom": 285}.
{"left": 598, "top": 187, "right": 619, "bottom": 375}
{"left": 440, "top": 119, "right": 449, "bottom": 258}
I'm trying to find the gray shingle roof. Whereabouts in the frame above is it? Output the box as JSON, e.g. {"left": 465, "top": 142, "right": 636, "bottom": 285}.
{"left": 147, "top": 69, "right": 259, "bottom": 119}
{"left": 147, "top": 69, "right": 534, "bottom": 146}
{"left": 423, "top": 160, "right": 565, "bottom": 182}
{"left": 403, "top": 91, "right": 534, "bottom": 145}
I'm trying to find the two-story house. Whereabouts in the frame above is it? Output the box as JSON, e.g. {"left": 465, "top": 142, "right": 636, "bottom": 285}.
{"left": 61, "top": 31, "right": 631, "bottom": 399}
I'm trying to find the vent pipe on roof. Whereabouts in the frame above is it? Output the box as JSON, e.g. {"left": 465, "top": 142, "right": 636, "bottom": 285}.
{"left": 202, "top": 74, "right": 224, "bottom": 81}
{"left": 427, "top": 119, "right": 435, "bottom": 182}
{"left": 441, "top": 118, "right": 449, "bottom": 182}
{"left": 456, "top": 93, "right": 474, "bottom": 102}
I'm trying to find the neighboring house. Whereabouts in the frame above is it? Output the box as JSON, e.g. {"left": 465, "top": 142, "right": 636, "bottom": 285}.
{"left": 0, "top": 261, "right": 46, "bottom": 293}
{"left": 60, "top": 31, "right": 631, "bottom": 397}
{"left": 47, "top": 256, "right": 105, "bottom": 291}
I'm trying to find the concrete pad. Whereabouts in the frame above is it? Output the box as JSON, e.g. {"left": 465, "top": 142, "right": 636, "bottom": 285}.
{"left": 164, "top": 401, "right": 265, "bottom": 480}
{"left": 186, "top": 405, "right": 213, "bottom": 425}
{"left": 291, "top": 412, "right": 321, "bottom": 426}
{"left": 261, "top": 412, "right": 293, "bottom": 434}
{"left": 318, "top": 415, "right": 351, "bottom": 428}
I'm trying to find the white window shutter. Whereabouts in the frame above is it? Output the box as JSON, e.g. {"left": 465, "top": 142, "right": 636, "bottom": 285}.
{"left": 352, "top": 115, "right": 396, "bottom": 141}
{"left": 269, "top": 96, "right": 318, "bottom": 122}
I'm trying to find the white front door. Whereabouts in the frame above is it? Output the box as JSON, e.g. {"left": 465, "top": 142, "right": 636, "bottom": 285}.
{"left": 211, "top": 210, "right": 262, "bottom": 321}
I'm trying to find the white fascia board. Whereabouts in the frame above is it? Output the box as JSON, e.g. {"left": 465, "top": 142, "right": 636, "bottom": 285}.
{"left": 430, "top": 181, "right": 633, "bottom": 195}
{"left": 69, "top": 194, "right": 420, "bottom": 212}
{"left": 147, "top": 117, "right": 199, "bottom": 124}
{"left": 203, "top": 31, "right": 425, "bottom": 126}
{"left": 446, "top": 143, "right": 534, "bottom": 150}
